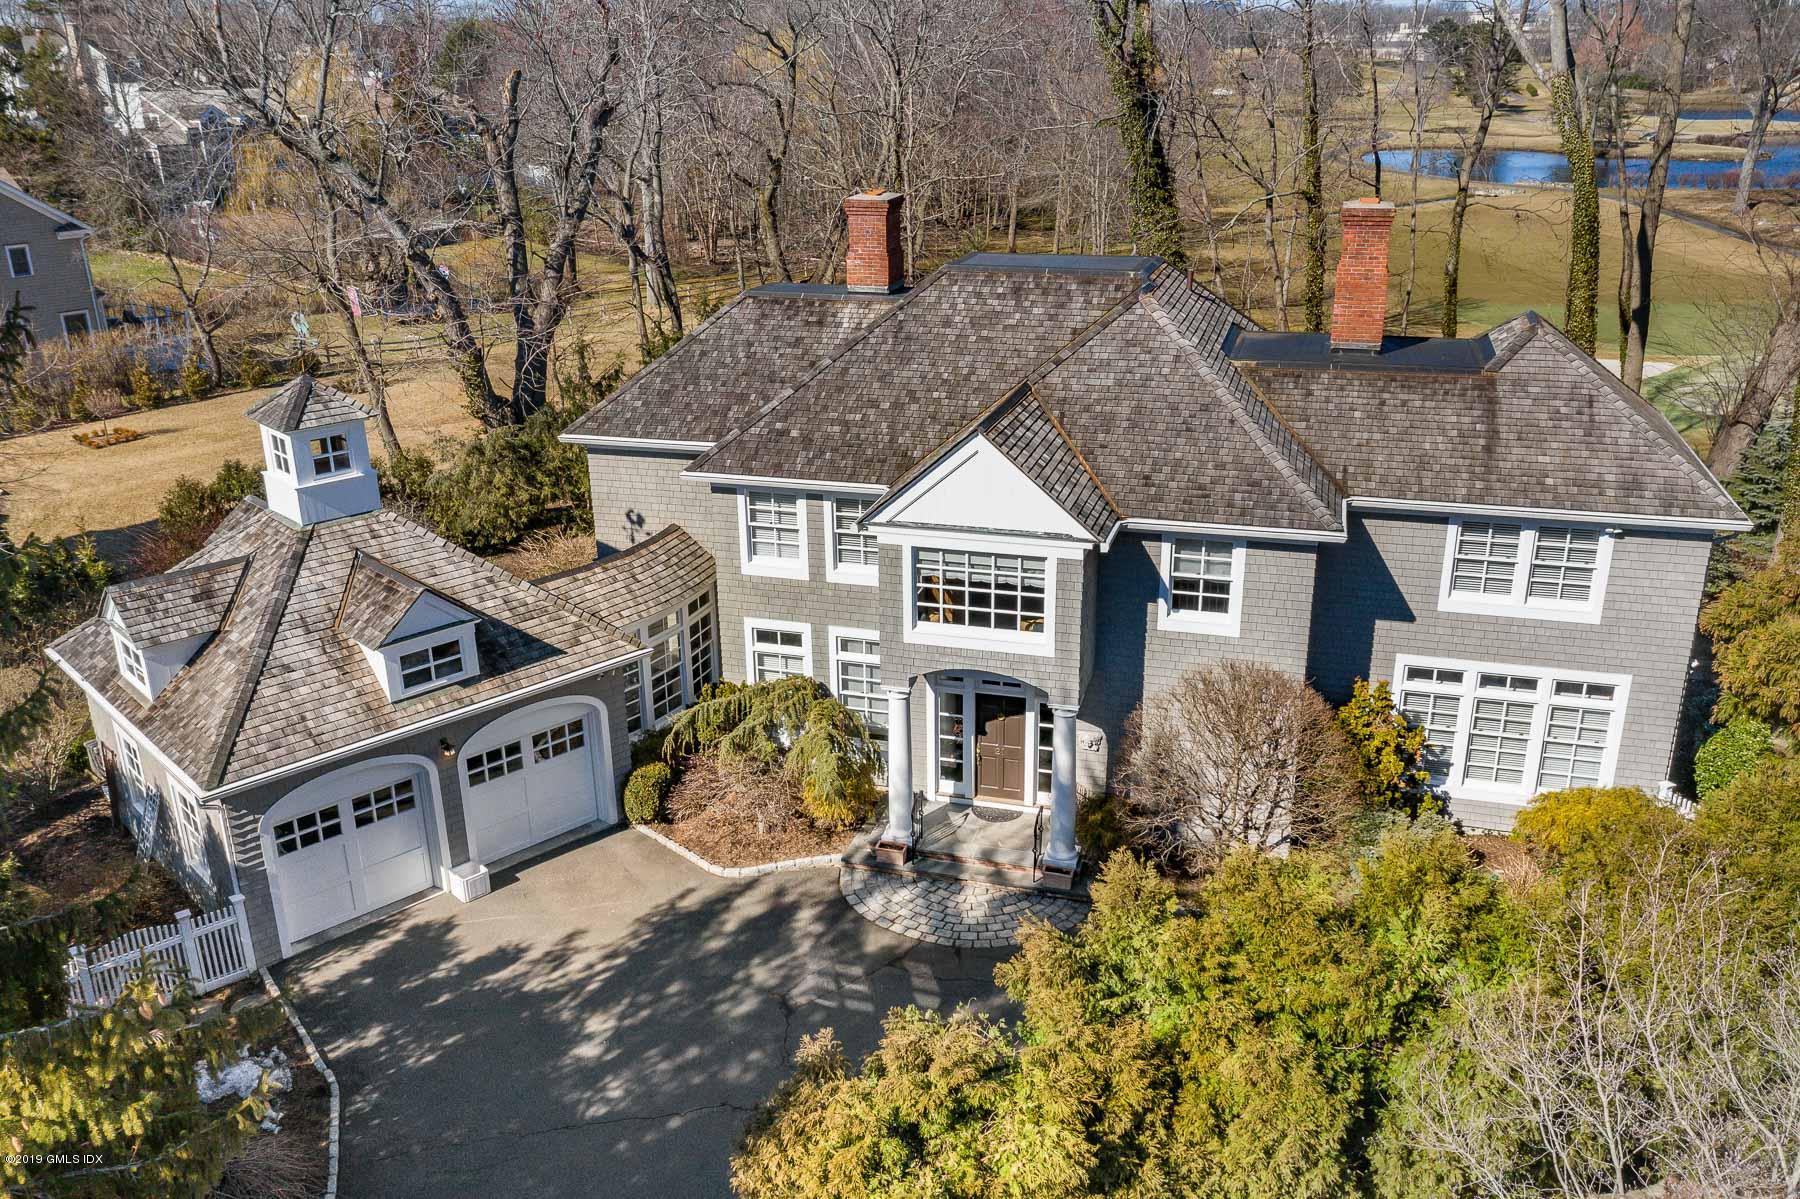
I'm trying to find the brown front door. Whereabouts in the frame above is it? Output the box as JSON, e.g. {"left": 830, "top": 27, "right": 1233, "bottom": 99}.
{"left": 974, "top": 694, "right": 1027, "bottom": 802}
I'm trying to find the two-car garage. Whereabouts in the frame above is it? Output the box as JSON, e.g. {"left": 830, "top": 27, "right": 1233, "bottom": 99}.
{"left": 261, "top": 700, "right": 615, "bottom": 954}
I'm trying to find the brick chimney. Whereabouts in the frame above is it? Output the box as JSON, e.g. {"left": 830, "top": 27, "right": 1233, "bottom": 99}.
{"left": 1330, "top": 198, "right": 1396, "bottom": 349}
{"left": 843, "top": 189, "right": 904, "bottom": 293}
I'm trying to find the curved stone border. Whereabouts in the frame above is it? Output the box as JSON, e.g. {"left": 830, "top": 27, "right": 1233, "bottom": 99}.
{"left": 633, "top": 824, "right": 842, "bottom": 878}
{"left": 839, "top": 867, "right": 1087, "bottom": 950}
{"left": 261, "top": 968, "right": 340, "bottom": 1199}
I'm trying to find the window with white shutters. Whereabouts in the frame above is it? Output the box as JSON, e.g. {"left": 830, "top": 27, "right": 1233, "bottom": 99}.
{"left": 1450, "top": 522, "right": 1521, "bottom": 596}
{"left": 1441, "top": 520, "right": 1612, "bottom": 620}
{"left": 1529, "top": 527, "right": 1602, "bottom": 602}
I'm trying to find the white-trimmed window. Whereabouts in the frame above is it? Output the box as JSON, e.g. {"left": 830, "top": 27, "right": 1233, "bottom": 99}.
{"left": 1157, "top": 536, "right": 1246, "bottom": 636}
{"left": 740, "top": 490, "right": 807, "bottom": 578}
{"left": 622, "top": 660, "right": 647, "bottom": 734}
{"left": 831, "top": 630, "right": 884, "bottom": 755}
{"left": 5, "top": 243, "right": 31, "bottom": 277}
{"left": 60, "top": 311, "right": 91, "bottom": 341}
{"left": 937, "top": 688, "right": 966, "bottom": 788}
{"left": 1393, "top": 656, "right": 1629, "bottom": 803}
{"left": 351, "top": 779, "right": 417, "bottom": 827}
{"left": 746, "top": 619, "right": 811, "bottom": 682}
{"left": 267, "top": 432, "right": 293, "bottom": 474}
{"left": 532, "top": 718, "right": 586, "bottom": 762}
{"left": 914, "top": 549, "right": 1047, "bottom": 633}
{"left": 172, "top": 785, "right": 211, "bottom": 885}
{"left": 1439, "top": 519, "right": 1613, "bottom": 623}
{"left": 686, "top": 593, "right": 716, "bottom": 690}
{"left": 113, "top": 630, "right": 149, "bottom": 691}
{"left": 827, "top": 496, "right": 879, "bottom": 584}
{"left": 398, "top": 638, "right": 465, "bottom": 693}
{"left": 119, "top": 736, "right": 146, "bottom": 791}
{"left": 309, "top": 433, "right": 352, "bottom": 476}
{"left": 644, "top": 613, "right": 684, "bottom": 722}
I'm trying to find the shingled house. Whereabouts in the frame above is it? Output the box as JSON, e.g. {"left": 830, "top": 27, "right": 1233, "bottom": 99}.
{"left": 563, "top": 192, "right": 1749, "bottom": 883}
{"left": 49, "top": 380, "right": 721, "bottom": 962}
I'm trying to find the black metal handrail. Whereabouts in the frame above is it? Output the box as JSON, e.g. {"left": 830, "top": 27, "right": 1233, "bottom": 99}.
{"left": 1031, "top": 806, "right": 1046, "bottom": 878}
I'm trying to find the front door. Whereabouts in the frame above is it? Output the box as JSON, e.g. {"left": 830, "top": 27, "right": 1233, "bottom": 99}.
{"left": 974, "top": 694, "right": 1027, "bottom": 802}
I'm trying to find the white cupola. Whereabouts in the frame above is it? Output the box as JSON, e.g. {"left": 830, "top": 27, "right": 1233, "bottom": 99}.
{"left": 245, "top": 375, "right": 382, "bottom": 526}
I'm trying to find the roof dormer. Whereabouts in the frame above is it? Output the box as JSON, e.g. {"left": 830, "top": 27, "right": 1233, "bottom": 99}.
{"left": 101, "top": 557, "right": 249, "bottom": 702}
{"left": 335, "top": 553, "right": 481, "bottom": 702}
{"left": 246, "top": 375, "right": 381, "bottom": 527}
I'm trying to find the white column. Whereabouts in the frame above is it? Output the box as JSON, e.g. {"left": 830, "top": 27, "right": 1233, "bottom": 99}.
{"left": 1044, "top": 705, "right": 1080, "bottom": 871}
{"left": 881, "top": 685, "right": 914, "bottom": 847}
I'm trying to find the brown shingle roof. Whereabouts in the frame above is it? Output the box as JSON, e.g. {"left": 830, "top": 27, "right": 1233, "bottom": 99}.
{"left": 982, "top": 393, "right": 1120, "bottom": 541}
{"left": 244, "top": 374, "right": 376, "bottom": 433}
{"left": 333, "top": 553, "right": 472, "bottom": 648}
{"left": 51, "top": 499, "right": 643, "bottom": 789}
{"left": 537, "top": 526, "right": 716, "bottom": 628}
{"left": 104, "top": 557, "right": 249, "bottom": 647}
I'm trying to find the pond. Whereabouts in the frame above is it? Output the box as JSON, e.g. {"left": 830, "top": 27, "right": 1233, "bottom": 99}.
{"left": 1366, "top": 144, "right": 1800, "bottom": 188}
{"left": 1677, "top": 108, "right": 1800, "bottom": 123}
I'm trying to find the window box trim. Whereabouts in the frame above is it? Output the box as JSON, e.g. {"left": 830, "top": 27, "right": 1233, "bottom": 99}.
{"left": 1436, "top": 518, "right": 1614, "bottom": 624}
{"left": 743, "top": 617, "right": 813, "bottom": 682}
{"left": 904, "top": 548, "right": 1057, "bottom": 659}
{"left": 737, "top": 489, "right": 810, "bottom": 580}
{"left": 1155, "top": 535, "right": 1246, "bottom": 637}
{"left": 825, "top": 496, "right": 880, "bottom": 587}
{"left": 1392, "top": 653, "right": 1632, "bottom": 806}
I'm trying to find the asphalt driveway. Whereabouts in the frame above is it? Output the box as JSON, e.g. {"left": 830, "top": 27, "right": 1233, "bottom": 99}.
{"left": 278, "top": 829, "right": 1012, "bottom": 1198}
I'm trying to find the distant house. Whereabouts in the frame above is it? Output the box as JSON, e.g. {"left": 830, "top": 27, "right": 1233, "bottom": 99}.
{"left": 0, "top": 173, "right": 105, "bottom": 343}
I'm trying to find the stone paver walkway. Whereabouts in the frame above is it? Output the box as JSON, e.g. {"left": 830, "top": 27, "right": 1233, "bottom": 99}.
{"left": 839, "top": 867, "right": 1087, "bottom": 949}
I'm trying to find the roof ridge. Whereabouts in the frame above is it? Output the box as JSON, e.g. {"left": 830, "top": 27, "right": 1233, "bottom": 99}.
{"left": 1481, "top": 311, "right": 1542, "bottom": 371}
{"left": 1510, "top": 320, "right": 1739, "bottom": 517}
{"left": 1021, "top": 384, "right": 1125, "bottom": 520}
{"left": 1139, "top": 277, "right": 1343, "bottom": 528}
{"left": 106, "top": 552, "right": 251, "bottom": 596}
{"left": 564, "top": 289, "right": 757, "bottom": 435}
{"left": 689, "top": 265, "right": 959, "bottom": 471}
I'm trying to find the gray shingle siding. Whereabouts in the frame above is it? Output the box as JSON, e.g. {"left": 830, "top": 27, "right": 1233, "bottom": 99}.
{"left": 1306, "top": 513, "right": 1712, "bottom": 799}
{"left": 0, "top": 192, "right": 102, "bottom": 342}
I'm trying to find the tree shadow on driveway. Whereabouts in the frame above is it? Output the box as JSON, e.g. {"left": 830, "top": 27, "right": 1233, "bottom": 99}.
{"left": 277, "top": 829, "right": 1013, "bottom": 1198}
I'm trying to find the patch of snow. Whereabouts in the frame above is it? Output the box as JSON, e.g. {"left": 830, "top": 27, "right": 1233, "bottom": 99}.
{"left": 1596, "top": 358, "right": 1679, "bottom": 380}
{"left": 197, "top": 1046, "right": 292, "bottom": 1104}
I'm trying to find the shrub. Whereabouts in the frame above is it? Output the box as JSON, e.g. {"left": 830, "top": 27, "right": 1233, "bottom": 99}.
{"left": 1694, "top": 755, "right": 1800, "bottom": 944}
{"left": 135, "top": 459, "right": 264, "bottom": 574}
{"left": 238, "top": 353, "right": 273, "bottom": 388}
{"left": 178, "top": 351, "right": 210, "bottom": 403}
{"left": 1076, "top": 793, "right": 1128, "bottom": 862}
{"left": 1700, "top": 564, "right": 1800, "bottom": 729}
{"left": 1694, "top": 716, "right": 1775, "bottom": 799}
{"left": 126, "top": 361, "right": 163, "bottom": 410}
{"left": 1512, "top": 786, "right": 1686, "bottom": 884}
{"left": 623, "top": 762, "right": 674, "bottom": 824}
{"left": 631, "top": 726, "right": 672, "bottom": 772}
{"left": 1337, "top": 678, "right": 1433, "bottom": 813}
{"left": 790, "top": 699, "right": 880, "bottom": 827}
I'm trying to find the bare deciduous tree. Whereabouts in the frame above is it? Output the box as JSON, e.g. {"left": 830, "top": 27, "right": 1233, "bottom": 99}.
{"left": 1117, "top": 660, "right": 1359, "bottom": 873}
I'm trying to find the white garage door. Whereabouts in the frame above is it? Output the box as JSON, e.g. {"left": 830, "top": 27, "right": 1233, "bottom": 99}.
{"left": 462, "top": 705, "right": 606, "bottom": 863}
{"left": 267, "top": 766, "right": 434, "bottom": 944}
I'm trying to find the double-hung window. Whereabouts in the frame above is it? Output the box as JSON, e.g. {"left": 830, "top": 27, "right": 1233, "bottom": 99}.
{"left": 5, "top": 244, "right": 31, "bottom": 277}
{"left": 1158, "top": 537, "right": 1245, "bottom": 636}
{"left": 831, "top": 632, "right": 884, "bottom": 757}
{"left": 398, "top": 638, "right": 465, "bottom": 693}
{"left": 827, "top": 497, "right": 879, "bottom": 584}
{"left": 747, "top": 621, "right": 810, "bottom": 682}
{"left": 1394, "top": 657, "right": 1627, "bottom": 802}
{"left": 172, "top": 786, "right": 211, "bottom": 886}
{"left": 913, "top": 549, "right": 1047, "bottom": 634}
{"left": 1440, "top": 519, "right": 1612, "bottom": 622}
{"left": 310, "top": 433, "right": 353, "bottom": 476}
{"left": 742, "top": 491, "right": 806, "bottom": 578}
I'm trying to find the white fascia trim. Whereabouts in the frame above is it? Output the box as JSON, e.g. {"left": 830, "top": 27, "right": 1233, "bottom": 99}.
{"left": 56, "top": 228, "right": 93, "bottom": 241}
{"left": 1352, "top": 495, "right": 1752, "bottom": 534}
{"left": 1119, "top": 518, "right": 1347, "bottom": 545}
{"left": 874, "top": 526, "right": 1090, "bottom": 561}
{"left": 686, "top": 469, "right": 888, "bottom": 495}
{"left": 559, "top": 433, "right": 713, "bottom": 451}
{"left": 50, "top": 645, "right": 649, "bottom": 805}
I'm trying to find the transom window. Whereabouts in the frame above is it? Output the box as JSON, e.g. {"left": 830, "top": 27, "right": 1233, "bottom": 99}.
{"left": 467, "top": 741, "right": 523, "bottom": 786}
{"left": 352, "top": 779, "right": 417, "bottom": 827}
{"left": 268, "top": 433, "right": 292, "bottom": 474}
{"left": 830, "top": 497, "right": 879, "bottom": 575}
{"left": 5, "top": 244, "right": 31, "bottom": 277}
{"left": 274, "top": 804, "right": 343, "bottom": 855}
{"left": 745, "top": 492, "right": 801, "bottom": 561}
{"left": 1395, "top": 658, "right": 1625, "bottom": 800}
{"left": 687, "top": 593, "right": 716, "bottom": 690}
{"left": 309, "top": 433, "right": 352, "bottom": 476}
{"left": 1442, "top": 519, "right": 1612, "bottom": 621}
{"left": 532, "top": 719, "right": 585, "bottom": 761}
{"left": 750, "top": 624, "right": 807, "bottom": 682}
{"left": 114, "top": 631, "right": 149, "bottom": 690}
{"left": 914, "top": 549, "right": 1047, "bottom": 634}
{"left": 399, "top": 639, "right": 464, "bottom": 692}
{"left": 833, "top": 634, "right": 884, "bottom": 755}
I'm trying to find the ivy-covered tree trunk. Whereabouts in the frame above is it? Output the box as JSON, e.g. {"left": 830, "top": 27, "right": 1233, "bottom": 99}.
{"left": 1086, "top": 0, "right": 1186, "bottom": 269}
{"left": 1776, "top": 381, "right": 1800, "bottom": 567}
{"left": 1300, "top": 0, "right": 1327, "bottom": 331}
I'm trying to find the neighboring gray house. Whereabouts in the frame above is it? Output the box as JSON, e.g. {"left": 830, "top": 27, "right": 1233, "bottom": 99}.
{"left": 561, "top": 192, "right": 1749, "bottom": 882}
{"left": 0, "top": 173, "right": 105, "bottom": 343}
{"left": 48, "top": 379, "right": 724, "bottom": 964}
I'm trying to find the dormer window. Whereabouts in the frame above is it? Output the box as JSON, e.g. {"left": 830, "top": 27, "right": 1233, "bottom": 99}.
{"left": 310, "top": 433, "right": 352, "bottom": 476}
{"left": 268, "top": 433, "right": 292, "bottom": 474}
{"left": 399, "top": 638, "right": 467, "bottom": 693}
{"left": 113, "top": 629, "right": 149, "bottom": 691}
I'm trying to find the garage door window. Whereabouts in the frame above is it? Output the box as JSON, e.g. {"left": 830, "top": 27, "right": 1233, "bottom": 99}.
{"left": 532, "top": 719, "right": 585, "bottom": 762}
{"left": 467, "top": 741, "right": 523, "bottom": 786}
{"left": 352, "top": 779, "right": 418, "bottom": 827}
{"left": 274, "top": 805, "right": 345, "bottom": 855}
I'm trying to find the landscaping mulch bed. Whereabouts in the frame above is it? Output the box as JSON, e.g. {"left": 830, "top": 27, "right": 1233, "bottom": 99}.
{"left": 653, "top": 756, "right": 859, "bottom": 868}
{"left": 211, "top": 1017, "right": 332, "bottom": 1199}
{"left": 1466, "top": 833, "right": 1542, "bottom": 889}
{"left": 8, "top": 785, "right": 194, "bottom": 924}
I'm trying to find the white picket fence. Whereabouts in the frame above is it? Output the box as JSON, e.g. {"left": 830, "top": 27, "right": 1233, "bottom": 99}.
{"left": 66, "top": 895, "right": 257, "bottom": 1009}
